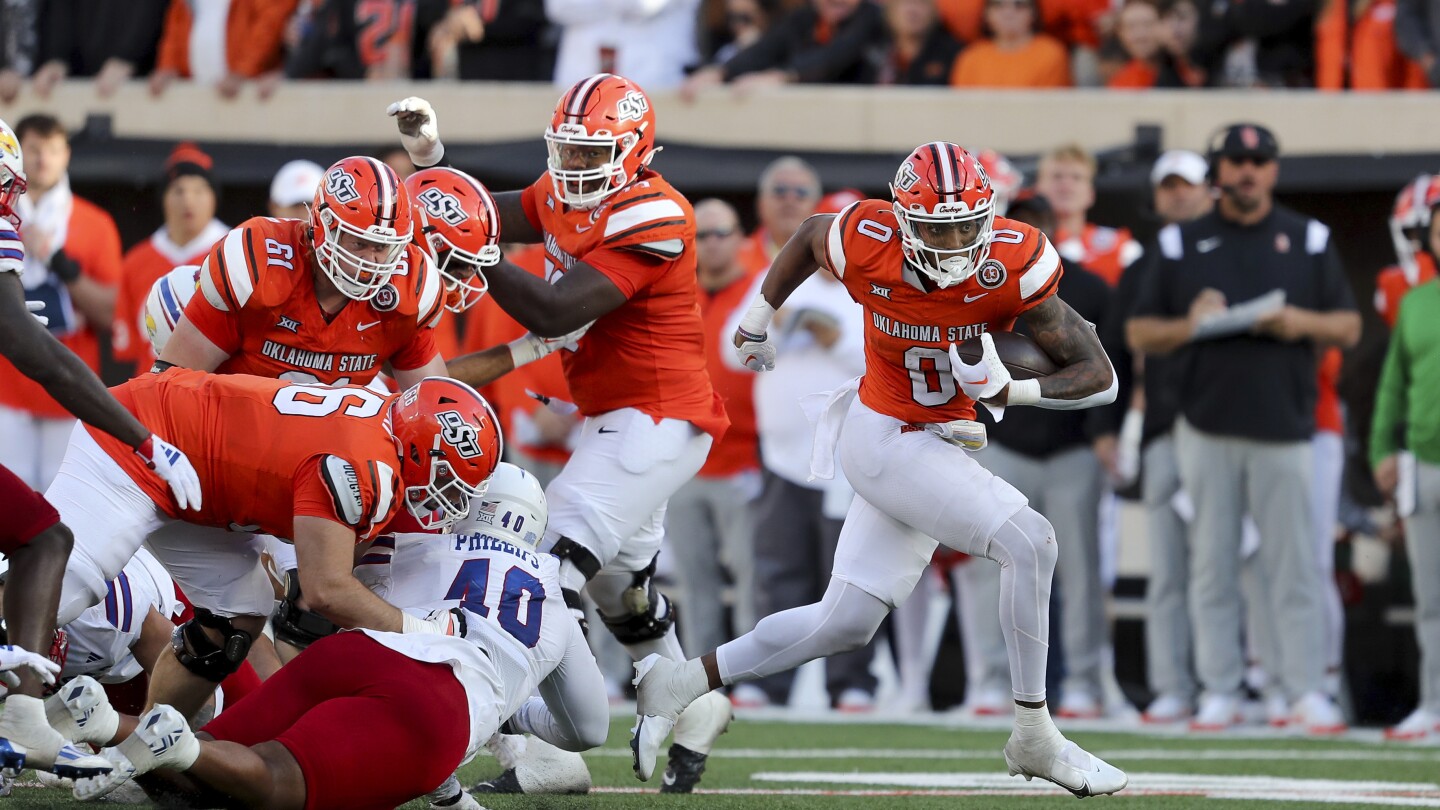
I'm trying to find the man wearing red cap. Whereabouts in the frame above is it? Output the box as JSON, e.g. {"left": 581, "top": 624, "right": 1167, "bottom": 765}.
{"left": 113, "top": 144, "right": 228, "bottom": 377}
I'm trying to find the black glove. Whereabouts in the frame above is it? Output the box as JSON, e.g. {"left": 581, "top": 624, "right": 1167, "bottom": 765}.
{"left": 49, "top": 250, "right": 81, "bottom": 284}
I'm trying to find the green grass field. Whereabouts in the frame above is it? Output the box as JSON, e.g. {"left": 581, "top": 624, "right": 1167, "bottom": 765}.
{"left": 8, "top": 714, "right": 1440, "bottom": 808}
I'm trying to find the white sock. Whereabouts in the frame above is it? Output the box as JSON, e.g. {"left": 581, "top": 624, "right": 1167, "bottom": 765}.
{"left": 1013, "top": 704, "right": 1062, "bottom": 745}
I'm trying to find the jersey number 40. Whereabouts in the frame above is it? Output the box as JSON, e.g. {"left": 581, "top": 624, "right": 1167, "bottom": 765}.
{"left": 446, "top": 559, "right": 546, "bottom": 648}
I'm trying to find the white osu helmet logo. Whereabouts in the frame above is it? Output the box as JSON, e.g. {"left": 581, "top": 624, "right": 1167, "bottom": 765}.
{"left": 616, "top": 91, "right": 650, "bottom": 122}
{"left": 437, "top": 410, "right": 483, "bottom": 458}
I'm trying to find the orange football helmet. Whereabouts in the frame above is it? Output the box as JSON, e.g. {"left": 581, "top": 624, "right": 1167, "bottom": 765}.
{"left": 406, "top": 168, "right": 501, "bottom": 313}
{"left": 890, "top": 142, "right": 997, "bottom": 289}
{"left": 975, "top": 149, "right": 1023, "bottom": 216}
{"left": 389, "top": 377, "right": 502, "bottom": 532}
{"left": 310, "top": 156, "right": 414, "bottom": 302}
{"left": 1392, "top": 173, "right": 1440, "bottom": 282}
{"left": 545, "top": 73, "right": 657, "bottom": 210}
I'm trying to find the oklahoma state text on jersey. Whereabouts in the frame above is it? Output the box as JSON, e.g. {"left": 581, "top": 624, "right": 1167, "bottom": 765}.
{"left": 90, "top": 368, "right": 402, "bottom": 541}
{"left": 520, "top": 171, "right": 728, "bottom": 440}
{"left": 824, "top": 199, "right": 1062, "bottom": 424}
{"left": 183, "top": 217, "right": 445, "bottom": 385}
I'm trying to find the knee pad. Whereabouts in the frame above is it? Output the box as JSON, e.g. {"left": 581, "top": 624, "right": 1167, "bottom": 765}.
{"left": 594, "top": 558, "right": 678, "bottom": 645}
{"left": 272, "top": 569, "right": 341, "bottom": 650}
{"left": 171, "top": 608, "right": 254, "bottom": 683}
{"left": 550, "top": 536, "right": 603, "bottom": 582}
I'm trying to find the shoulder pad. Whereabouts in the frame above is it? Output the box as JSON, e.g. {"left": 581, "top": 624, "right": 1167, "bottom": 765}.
{"left": 601, "top": 184, "right": 692, "bottom": 258}
{"left": 320, "top": 455, "right": 364, "bottom": 527}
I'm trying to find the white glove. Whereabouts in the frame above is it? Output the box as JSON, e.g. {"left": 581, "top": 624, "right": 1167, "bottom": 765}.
{"left": 134, "top": 434, "right": 203, "bottom": 511}
{"left": 25, "top": 299, "right": 47, "bottom": 326}
{"left": 948, "top": 333, "right": 1012, "bottom": 422}
{"left": 924, "top": 419, "right": 988, "bottom": 451}
{"left": 386, "top": 97, "right": 443, "bottom": 167}
{"left": 0, "top": 645, "right": 60, "bottom": 691}
{"left": 734, "top": 328, "right": 777, "bottom": 372}
{"left": 508, "top": 322, "right": 591, "bottom": 368}
{"left": 402, "top": 607, "right": 468, "bottom": 636}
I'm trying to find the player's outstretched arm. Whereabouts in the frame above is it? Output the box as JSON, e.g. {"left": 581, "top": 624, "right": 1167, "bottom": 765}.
{"left": 1013, "top": 295, "right": 1118, "bottom": 409}
{"left": 486, "top": 258, "right": 626, "bottom": 337}
{"left": 731, "top": 213, "right": 834, "bottom": 371}
{"left": 0, "top": 272, "right": 149, "bottom": 448}
{"left": 294, "top": 517, "right": 410, "bottom": 633}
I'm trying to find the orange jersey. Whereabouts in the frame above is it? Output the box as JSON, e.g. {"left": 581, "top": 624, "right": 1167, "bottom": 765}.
{"left": 1374, "top": 254, "right": 1437, "bottom": 328}
{"left": 520, "top": 171, "right": 728, "bottom": 440}
{"left": 90, "top": 368, "right": 401, "bottom": 541}
{"left": 182, "top": 217, "right": 445, "bottom": 386}
{"left": 698, "top": 268, "right": 762, "bottom": 477}
{"left": 1316, "top": 0, "right": 1427, "bottom": 90}
{"left": 823, "top": 200, "right": 1062, "bottom": 425}
{"left": 1053, "top": 222, "right": 1142, "bottom": 286}
{"left": 113, "top": 223, "right": 227, "bottom": 374}
{"left": 1315, "top": 346, "right": 1343, "bottom": 436}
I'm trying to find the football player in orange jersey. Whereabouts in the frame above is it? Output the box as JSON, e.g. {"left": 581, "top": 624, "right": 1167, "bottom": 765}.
{"left": 42, "top": 369, "right": 499, "bottom": 724}
{"left": 407, "top": 166, "right": 502, "bottom": 315}
{"left": 0, "top": 117, "right": 200, "bottom": 780}
{"left": 1376, "top": 173, "right": 1440, "bottom": 329}
{"left": 633, "top": 143, "right": 1128, "bottom": 798}
{"left": 390, "top": 75, "right": 735, "bottom": 794}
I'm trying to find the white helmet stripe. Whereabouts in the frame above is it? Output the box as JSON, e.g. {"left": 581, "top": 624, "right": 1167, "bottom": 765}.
{"left": 361, "top": 156, "right": 395, "bottom": 228}
{"left": 566, "top": 74, "right": 609, "bottom": 123}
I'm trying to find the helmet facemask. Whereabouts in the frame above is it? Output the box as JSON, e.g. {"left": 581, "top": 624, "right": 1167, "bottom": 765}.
{"left": 545, "top": 125, "right": 641, "bottom": 210}
{"left": 0, "top": 164, "right": 26, "bottom": 229}
{"left": 314, "top": 207, "right": 411, "bottom": 301}
{"left": 428, "top": 230, "right": 499, "bottom": 313}
{"left": 405, "top": 455, "right": 489, "bottom": 532}
{"left": 892, "top": 201, "right": 995, "bottom": 289}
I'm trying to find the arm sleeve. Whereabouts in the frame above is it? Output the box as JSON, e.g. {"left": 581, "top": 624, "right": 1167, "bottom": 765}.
{"left": 1370, "top": 312, "right": 1410, "bottom": 463}
{"left": 185, "top": 240, "right": 247, "bottom": 354}
{"left": 582, "top": 246, "right": 672, "bottom": 299}
{"left": 789, "top": 4, "right": 885, "bottom": 82}
{"left": 511, "top": 621, "right": 610, "bottom": 751}
{"left": 155, "top": 0, "right": 189, "bottom": 73}
{"left": 518, "top": 183, "right": 545, "bottom": 235}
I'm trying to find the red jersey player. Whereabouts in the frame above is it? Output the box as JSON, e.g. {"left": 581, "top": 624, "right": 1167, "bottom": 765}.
{"left": 1375, "top": 173, "right": 1440, "bottom": 329}
{"left": 633, "top": 143, "right": 1127, "bottom": 798}
{"left": 45, "top": 369, "right": 499, "bottom": 722}
{"left": 389, "top": 75, "right": 734, "bottom": 793}
{"left": 0, "top": 117, "right": 198, "bottom": 780}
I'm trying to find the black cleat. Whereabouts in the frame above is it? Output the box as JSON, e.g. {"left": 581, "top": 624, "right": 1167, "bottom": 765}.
{"left": 471, "top": 768, "right": 523, "bottom": 794}
{"left": 660, "top": 743, "right": 709, "bottom": 793}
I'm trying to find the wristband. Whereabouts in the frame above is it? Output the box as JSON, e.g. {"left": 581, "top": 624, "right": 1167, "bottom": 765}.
{"left": 738, "top": 295, "right": 776, "bottom": 336}
{"left": 507, "top": 335, "right": 545, "bottom": 368}
{"left": 1006, "top": 378, "right": 1041, "bottom": 406}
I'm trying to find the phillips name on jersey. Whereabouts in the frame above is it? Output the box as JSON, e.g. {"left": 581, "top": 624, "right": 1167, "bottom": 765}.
{"left": 824, "top": 198, "right": 1062, "bottom": 425}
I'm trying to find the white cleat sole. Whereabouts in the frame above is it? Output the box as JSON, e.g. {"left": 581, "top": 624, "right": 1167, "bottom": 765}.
{"left": 72, "top": 748, "right": 136, "bottom": 802}
{"left": 1003, "top": 741, "right": 1128, "bottom": 798}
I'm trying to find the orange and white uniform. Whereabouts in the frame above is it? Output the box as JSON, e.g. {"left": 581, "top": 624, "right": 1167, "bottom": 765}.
{"left": 1053, "top": 223, "right": 1141, "bottom": 287}
{"left": 182, "top": 216, "right": 445, "bottom": 386}
{"left": 515, "top": 167, "right": 728, "bottom": 578}
{"left": 50, "top": 368, "right": 403, "bottom": 625}
{"left": 112, "top": 220, "right": 228, "bottom": 376}
{"left": 1375, "top": 253, "right": 1437, "bottom": 328}
{"left": 798, "top": 197, "right": 1059, "bottom": 609}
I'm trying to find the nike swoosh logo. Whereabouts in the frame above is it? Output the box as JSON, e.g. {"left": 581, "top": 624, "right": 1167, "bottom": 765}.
{"left": 598, "top": 427, "right": 618, "bottom": 434}
{"left": 357, "top": 321, "right": 381, "bottom": 331}
{"left": 576, "top": 224, "right": 592, "bottom": 233}
{"left": 1197, "top": 237, "right": 1222, "bottom": 253}
{"left": 662, "top": 772, "right": 678, "bottom": 787}
{"left": 972, "top": 376, "right": 988, "bottom": 385}
{"left": 963, "top": 292, "right": 988, "bottom": 303}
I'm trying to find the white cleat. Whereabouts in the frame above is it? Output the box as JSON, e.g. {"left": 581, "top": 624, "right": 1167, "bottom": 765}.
{"left": 427, "top": 774, "right": 487, "bottom": 809}
{"left": 631, "top": 655, "right": 699, "bottom": 782}
{"left": 74, "top": 704, "right": 199, "bottom": 802}
{"left": 0, "top": 694, "right": 111, "bottom": 779}
{"left": 483, "top": 732, "right": 527, "bottom": 772}
{"left": 1003, "top": 734, "right": 1128, "bottom": 798}
{"left": 471, "top": 737, "right": 591, "bottom": 795}
{"left": 46, "top": 676, "right": 120, "bottom": 747}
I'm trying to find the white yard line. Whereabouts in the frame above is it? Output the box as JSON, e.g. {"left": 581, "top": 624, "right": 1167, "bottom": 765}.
{"left": 584, "top": 747, "right": 1440, "bottom": 762}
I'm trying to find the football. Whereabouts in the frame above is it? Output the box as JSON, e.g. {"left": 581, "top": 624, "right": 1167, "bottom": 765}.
{"left": 952, "top": 331, "right": 1057, "bottom": 380}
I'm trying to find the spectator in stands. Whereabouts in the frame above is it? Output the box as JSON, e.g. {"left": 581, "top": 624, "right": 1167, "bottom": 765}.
{"left": 665, "top": 199, "right": 761, "bottom": 656}
{"left": 549, "top": 0, "right": 699, "bottom": 90}
{"left": 113, "top": 143, "right": 228, "bottom": 377}
{"left": 725, "top": 191, "right": 875, "bottom": 711}
{"left": 681, "top": 0, "right": 888, "bottom": 97}
{"left": 148, "top": 0, "right": 300, "bottom": 99}
{"left": 1127, "top": 123, "right": 1359, "bottom": 734}
{"left": 424, "top": 0, "right": 552, "bottom": 81}
{"left": 708, "top": 0, "right": 781, "bottom": 64}
{"left": 31, "top": 0, "right": 170, "bottom": 97}
{"left": 1109, "top": 149, "right": 1211, "bottom": 723}
{"left": 0, "top": 115, "right": 121, "bottom": 490}
{"left": 1192, "top": 0, "right": 1317, "bottom": 87}
{"left": 874, "top": 0, "right": 963, "bottom": 84}
{"left": 268, "top": 159, "right": 324, "bottom": 220}
{"left": 286, "top": 0, "right": 418, "bottom": 80}
{"left": 949, "top": 0, "right": 1072, "bottom": 87}
{"left": 968, "top": 190, "right": 1121, "bottom": 719}
{"left": 1371, "top": 189, "right": 1440, "bottom": 741}
{"left": 0, "top": 0, "right": 41, "bottom": 103}
{"left": 739, "top": 156, "right": 822, "bottom": 274}
{"left": 1316, "top": 0, "right": 1425, "bottom": 89}
{"left": 1391, "top": 0, "right": 1440, "bottom": 87}
{"left": 1036, "top": 144, "right": 1141, "bottom": 286}
{"left": 1105, "top": 0, "right": 1203, "bottom": 86}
